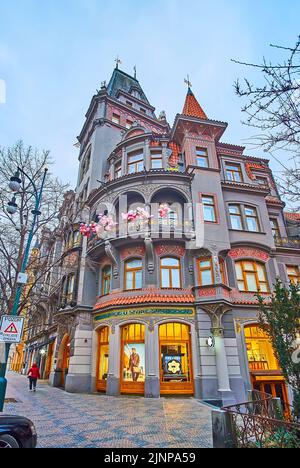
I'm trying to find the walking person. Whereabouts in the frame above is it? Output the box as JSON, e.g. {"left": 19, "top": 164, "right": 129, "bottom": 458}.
{"left": 27, "top": 363, "right": 40, "bottom": 392}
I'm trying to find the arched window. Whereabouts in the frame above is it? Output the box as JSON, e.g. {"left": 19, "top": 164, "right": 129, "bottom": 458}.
{"left": 160, "top": 257, "right": 181, "bottom": 288}
{"left": 235, "top": 260, "right": 269, "bottom": 292}
{"left": 124, "top": 259, "right": 143, "bottom": 290}
{"left": 101, "top": 266, "right": 111, "bottom": 296}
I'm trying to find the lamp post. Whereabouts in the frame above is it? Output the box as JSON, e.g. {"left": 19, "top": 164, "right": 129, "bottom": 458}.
{"left": 0, "top": 166, "right": 48, "bottom": 412}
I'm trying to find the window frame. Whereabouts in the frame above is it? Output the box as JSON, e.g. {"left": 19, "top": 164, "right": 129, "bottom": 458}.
{"left": 127, "top": 150, "right": 144, "bottom": 174}
{"left": 235, "top": 260, "right": 269, "bottom": 293}
{"left": 196, "top": 147, "right": 209, "bottom": 168}
{"left": 115, "top": 160, "right": 122, "bottom": 179}
{"left": 286, "top": 265, "right": 300, "bottom": 285}
{"left": 101, "top": 266, "right": 112, "bottom": 296}
{"left": 225, "top": 162, "right": 243, "bottom": 182}
{"left": 150, "top": 150, "right": 163, "bottom": 170}
{"left": 112, "top": 113, "right": 121, "bottom": 125}
{"left": 160, "top": 257, "right": 182, "bottom": 289}
{"left": 197, "top": 257, "right": 214, "bottom": 286}
{"left": 201, "top": 194, "right": 218, "bottom": 223}
{"left": 124, "top": 258, "right": 143, "bottom": 291}
{"left": 270, "top": 218, "right": 281, "bottom": 239}
{"left": 228, "top": 203, "right": 262, "bottom": 233}
{"left": 244, "top": 205, "right": 260, "bottom": 232}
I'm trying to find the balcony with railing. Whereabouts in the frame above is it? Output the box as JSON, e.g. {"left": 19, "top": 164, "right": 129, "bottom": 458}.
{"left": 274, "top": 235, "right": 300, "bottom": 249}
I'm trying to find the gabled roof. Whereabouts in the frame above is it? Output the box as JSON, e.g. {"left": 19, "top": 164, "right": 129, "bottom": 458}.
{"left": 107, "top": 67, "right": 150, "bottom": 105}
{"left": 182, "top": 87, "right": 208, "bottom": 119}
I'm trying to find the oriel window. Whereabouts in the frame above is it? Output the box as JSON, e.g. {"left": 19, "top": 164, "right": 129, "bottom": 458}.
{"left": 198, "top": 258, "right": 214, "bottom": 286}
{"left": 235, "top": 260, "right": 269, "bottom": 293}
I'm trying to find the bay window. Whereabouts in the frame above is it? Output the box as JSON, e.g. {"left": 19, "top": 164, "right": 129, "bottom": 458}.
{"left": 235, "top": 260, "right": 269, "bottom": 292}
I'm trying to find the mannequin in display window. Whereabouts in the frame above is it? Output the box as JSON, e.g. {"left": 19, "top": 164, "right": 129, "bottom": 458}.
{"left": 128, "top": 348, "right": 141, "bottom": 382}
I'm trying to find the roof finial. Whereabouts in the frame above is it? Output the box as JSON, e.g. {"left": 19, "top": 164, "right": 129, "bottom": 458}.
{"left": 184, "top": 74, "right": 192, "bottom": 89}
{"left": 134, "top": 65, "right": 137, "bottom": 79}
{"left": 115, "top": 56, "right": 122, "bottom": 69}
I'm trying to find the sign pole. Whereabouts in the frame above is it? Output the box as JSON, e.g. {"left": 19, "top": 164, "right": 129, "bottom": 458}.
{"left": 0, "top": 168, "right": 48, "bottom": 412}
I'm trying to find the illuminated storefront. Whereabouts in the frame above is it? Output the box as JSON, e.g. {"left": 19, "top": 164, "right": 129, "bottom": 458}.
{"left": 245, "top": 324, "right": 289, "bottom": 409}
{"left": 94, "top": 307, "right": 196, "bottom": 397}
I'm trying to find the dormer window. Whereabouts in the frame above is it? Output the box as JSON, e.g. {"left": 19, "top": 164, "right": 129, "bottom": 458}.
{"left": 126, "top": 100, "right": 133, "bottom": 107}
{"left": 140, "top": 107, "right": 147, "bottom": 115}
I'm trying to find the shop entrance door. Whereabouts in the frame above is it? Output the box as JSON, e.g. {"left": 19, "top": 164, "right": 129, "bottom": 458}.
{"left": 253, "top": 380, "right": 290, "bottom": 414}
{"left": 97, "top": 327, "right": 110, "bottom": 392}
{"left": 159, "top": 323, "right": 194, "bottom": 395}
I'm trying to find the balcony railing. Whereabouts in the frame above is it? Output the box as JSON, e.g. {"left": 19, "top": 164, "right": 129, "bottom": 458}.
{"left": 274, "top": 236, "right": 300, "bottom": 249}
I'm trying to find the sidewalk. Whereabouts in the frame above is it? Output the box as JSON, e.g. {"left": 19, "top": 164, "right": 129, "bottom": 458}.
{"left": 4, "top": 372, "right": 213, "bottom": 448}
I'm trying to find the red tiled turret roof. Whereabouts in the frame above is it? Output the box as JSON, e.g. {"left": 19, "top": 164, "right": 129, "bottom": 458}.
{"left": 94, "top": 289, "right": 195, "bottom": 311}
{"left": 182, "top": 87, "right": 207, "bottom": 120}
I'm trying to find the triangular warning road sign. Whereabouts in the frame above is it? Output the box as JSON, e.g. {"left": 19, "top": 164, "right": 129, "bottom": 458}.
{"left": 4, "top": 323, "right": 18, "bottom": 334}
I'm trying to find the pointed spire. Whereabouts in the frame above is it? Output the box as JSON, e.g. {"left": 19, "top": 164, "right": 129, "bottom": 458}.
{"left": 182, "top": 83, "right": 208, "bottom": 120}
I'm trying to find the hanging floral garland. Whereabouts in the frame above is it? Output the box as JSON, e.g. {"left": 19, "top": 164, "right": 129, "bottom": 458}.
{"left": 158, "top": 203, "right": 172, "bottom": 219}
{"left": 80, "top": 213, "right": 116, "bottom": 238}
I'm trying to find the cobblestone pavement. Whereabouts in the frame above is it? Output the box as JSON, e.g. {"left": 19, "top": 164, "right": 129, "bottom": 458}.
{"left": 3, "top": 372, "right": 213, "bottom": 449}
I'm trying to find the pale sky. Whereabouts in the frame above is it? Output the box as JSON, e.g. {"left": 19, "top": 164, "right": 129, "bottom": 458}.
{"left": 0, "top": 0, "right": 299, "bottom": 202}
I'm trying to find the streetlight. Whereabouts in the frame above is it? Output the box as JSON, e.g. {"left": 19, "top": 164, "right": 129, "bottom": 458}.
{"left": 0, "top": 166, "right": 48, "bottom": 412}
{"left": 6, "top": 196, "right": 18, "bottom": 215}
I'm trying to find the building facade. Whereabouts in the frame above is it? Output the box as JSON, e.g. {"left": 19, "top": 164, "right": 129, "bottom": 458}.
{"left": 23, "top": 67, "right": 300, "bottom": 407}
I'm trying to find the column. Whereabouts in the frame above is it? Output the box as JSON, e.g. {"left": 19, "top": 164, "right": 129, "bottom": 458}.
{"left": 145, "top": 323, "right": 160, "bottom": 398}
{"left": 204, "top": 304, "right": 236, "bottom": 406}
{"left": 106, "top": 324, "right": 121, "bottom": 396}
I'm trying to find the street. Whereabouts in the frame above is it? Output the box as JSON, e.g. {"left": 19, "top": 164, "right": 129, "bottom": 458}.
{"left": 3, "top": 372, "right": 213, "bottom": 448}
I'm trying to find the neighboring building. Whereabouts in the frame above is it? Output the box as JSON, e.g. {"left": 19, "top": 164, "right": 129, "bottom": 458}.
{"left": 16, "top": 191, "right": 81, "bottom": 381}
{"left": 27, "top": 66, "right": 300, "bottom": 407}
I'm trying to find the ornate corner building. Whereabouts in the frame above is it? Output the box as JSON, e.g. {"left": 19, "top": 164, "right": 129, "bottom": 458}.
{"left": 21, "top": 67, "right": 300, "bottom": 408}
